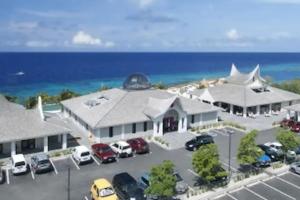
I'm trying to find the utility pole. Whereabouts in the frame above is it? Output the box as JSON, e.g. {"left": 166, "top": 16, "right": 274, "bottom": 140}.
{"left": 67, "top": 162, "right": 71, "bottom": 200}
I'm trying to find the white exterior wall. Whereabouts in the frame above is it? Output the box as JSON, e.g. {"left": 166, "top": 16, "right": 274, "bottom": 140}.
{"left": 201, "top": 111, "right": 218, "bottom": 124}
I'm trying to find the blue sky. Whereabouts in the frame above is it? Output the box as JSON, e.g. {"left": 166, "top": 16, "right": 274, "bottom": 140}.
{"left": 1, "top": 0, "right": 300, "bottom": 52}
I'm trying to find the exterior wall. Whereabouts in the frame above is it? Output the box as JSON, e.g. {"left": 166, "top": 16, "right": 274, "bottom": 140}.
{"left": 201, "top": 111, "right": 218, "bottom": 124}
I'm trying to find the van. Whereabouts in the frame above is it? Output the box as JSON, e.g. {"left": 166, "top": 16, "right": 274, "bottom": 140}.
{"left": 11, "top": 154, "right": 28, "bottom": 175}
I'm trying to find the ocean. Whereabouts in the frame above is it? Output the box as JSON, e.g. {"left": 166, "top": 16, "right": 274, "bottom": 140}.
{"left": 1, "top": 52, "right": 300, "bottom": 100}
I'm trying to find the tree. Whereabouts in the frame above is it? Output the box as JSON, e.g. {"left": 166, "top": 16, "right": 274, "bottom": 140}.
{"left": 272, "top": 79, "right": 300, "bottom": 95}
{"left": 4, "top": 95, "right": 18, "bottom": 103}
{"left": 276, "top": 128, "right": 300, "bottom": 153}
{"left": 38, "top": 92, "right": 59, "bottom": 104}
{"left": 145, "top": 160, "right": 176, "bottom": 198}
{"left": 237, "top": 130, "right": 263, "bottom": 165}
{"left": 25, "top": 96, "right": 38, "bottom": 109}
{"left": 153, "top": 82, "right": 167, "bottom": 90}
{"left": 192, "top": 143, "right": 227, "bottom": 183}
{"left": 58, "top": 89, "right": 79, "bottom": 101}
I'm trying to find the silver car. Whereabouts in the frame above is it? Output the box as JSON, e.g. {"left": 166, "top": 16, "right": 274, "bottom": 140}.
{"left": 290, "top": 162, "right": 300, "bottom": 174}
{"left": 174, "top": 172, "right": 188, "bottom": 194}
{"left": 30, "top": 153, "right": 53, "bottom": 174}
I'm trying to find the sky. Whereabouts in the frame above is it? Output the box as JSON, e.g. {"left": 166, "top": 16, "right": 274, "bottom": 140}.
{"left": 1, "top": 0, "right": 300, "bottom": 52}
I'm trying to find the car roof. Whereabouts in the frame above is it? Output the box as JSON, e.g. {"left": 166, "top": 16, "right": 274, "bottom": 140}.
{"left": 12, "top": 154, "right": 25, "bottom": 162}
{"left": 33, "top": 153, "right": 49, "bottom": 161}
{"left": 128, "top": 138, "right": 146, "bottom": 143}
{"left": 115, "top": 141, "right": 130, "bottom": 146}
{"left": 92, "top": 143, "right": 109, "bottom": 148}
{"left": 113, "top": 172, "right": 136, "bottom": 184}
{"left": 75, "top": 145, "right": 90, "bottom": 152}
{"left": 196, "top": 134, "right": 212, "bottom": 139}
{"left": 94, "top": 178, "right": 112, "bottom": 189}
{"left": 265, "top": 142, "right": 282, "bottom": 147}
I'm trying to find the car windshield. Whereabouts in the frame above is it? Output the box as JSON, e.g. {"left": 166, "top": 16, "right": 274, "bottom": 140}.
{"left": 123, "top": 145, "right": 130, "bottom": 150}
{"left": 100, "top": 146, "right": 111, "bottom": 153}
{"left": 15, "top": 161, "right": 25, "bottom": 167}
{"left": 38, "top": 160, "right": 50, "bottom": 165}
{"left": 81, "top": 152, "right": 90, "bottom": 157}
{"left": 174, "top": 173, "right": 183, "bottom": 182}
{"left": 99, "top": 187, "right": 115, "bottom": 197}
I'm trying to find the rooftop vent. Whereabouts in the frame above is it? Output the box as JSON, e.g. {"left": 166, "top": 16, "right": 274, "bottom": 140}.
{"left": 85, "top": 96, "right": 109, "bottom": 108}
{"left": 123, "top": 73, "right": 151, "bottom": 90}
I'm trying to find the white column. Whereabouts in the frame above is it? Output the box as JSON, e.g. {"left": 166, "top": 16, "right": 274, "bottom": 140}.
{"left": 158, "top": 121, "right": 163, "bottom": 136}
{"left": 62, "top": 133, "right": 67, "bottom": 150}
{"left": 11, "top": 141, "right": 16, "bottom": 156}
{"left": 153, "top": 121, "right": 157, "bottom": 136}
{"left": 121, "top": 125, "right": 125, "bottom": 139}
{"left": 269, "top": 104, "right": 272, "bottom": 114}
{"left": 256, "top": 105, "right": 260, "bottom": 116}
{"left": 286, "top": 110, "right": 291, "bottom": 120}
{"left": 43, "top": 136, "right": 48, "bottom": 153}
{"left": 178, "top": 117, "right": 183, "bottom": 132}
{"left": 297, "top": 111, "right": 300, "bottom": 122}
{"left": 230, "top": 104, "right": 233, "bottom": 115}
{"left": 183, "top": 116, "right": 188, "bottom": 131}
{"left": 243, "top": 107, "right": 247, "bottom": 118}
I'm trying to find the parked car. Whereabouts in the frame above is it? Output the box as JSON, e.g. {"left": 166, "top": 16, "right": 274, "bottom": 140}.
{"left": 30, "top": 153, "right": 53, "bottom": 174}
{"left": 258, "top": 144, "right": 284, "bottom": 161}
{"left": 126, "top": 138, "right": 149, "bottom": 154}
{"left": 90, "top": 178, "right": 118, "bottom": 200}
{"left": 290, "top": 162, "right": 300, "bottom": 174}
{"left": 253, "top": 154, "right": 271, "bottom": 168}
{"left": 112, "top": 172, "right": 146, "bottom": 200}
{"left": 110, "top": 141, "right": 133, "bottom": 158}
{"left": 138, "top": 173, "right": 158, "bottom": 200}
{"left": 291, "top": 122, "right": 300, "bottom": 133}
{"left": 294, "top": 146, "right": 300, "bottom": 155}
{"left": 185, "top": 135, "right": 214, "bottom": 151}
{"left": 280, "top": 119, "right": 295, "bottom": 128}
{"left": 0, "top": 167, "right": 5, "bottom": 184}
{"left": 72, "top": 145, "right": 92, "bottom": 164}
{"left": 91, "top": 143, "right": 117, "bottom": 163}
{"left": 174, "top": 172, "right": 188, "bottom": 194}
{"left": 265, "top": 142, "right": 296, "bottom": 156}
{"left": 11, "top": 154, "right": 28, "bottom": 175}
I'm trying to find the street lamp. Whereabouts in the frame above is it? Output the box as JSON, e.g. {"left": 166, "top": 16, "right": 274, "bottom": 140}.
{"left": 67, "top": 159, "right": 71, "bottom": 200}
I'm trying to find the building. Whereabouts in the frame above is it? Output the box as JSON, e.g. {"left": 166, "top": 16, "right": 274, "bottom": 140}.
{"left": 61, "top": 74, "right": 220, "bottom": 143}
{"left": 285, "top": 104, "right": 300, "bottom": 122}
{"left": 189, "top": 64, "right": 300, "bottom": 118}
{"left": 0, "top": 95, "right": 70, "bottom": 157}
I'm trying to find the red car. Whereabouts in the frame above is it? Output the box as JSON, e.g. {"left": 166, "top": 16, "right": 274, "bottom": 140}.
{"left": 91, "top": 143, "right": 117, "bottom": 163}
{"left": 126, "top": 138, "right": 149, "bottom": 154}
{"left": 291, "top": 122, "right": 300, "bottom": 133}
{"left": 280, "top": 119, "right": 295, "bottom": 128}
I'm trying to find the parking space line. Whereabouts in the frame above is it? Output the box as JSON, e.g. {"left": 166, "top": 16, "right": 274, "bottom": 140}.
{"left": 220, "top": 161, "right": 238, "bottom": 172}
{"left": 289, "top": 171, "right": 300, "bottom": 179}
{"left": 275, "top": 176, "right": 300, "bottom": 190}
{"left": 29, "top": 165, "right": 35, "bottom": 180}
{"left": 49, "top": 159, "right": 58, "bottom": 175}
{"left": 260, "top": 181, "right": 296, "bottom": 200}
{"left": 188, "top": 186, "right": 195, "bottom": 192}
{"left": 6, "top": 168, "right": 10, "bottom": 185}
{"left": 187, "top": 169, "right": 199, "bottom": 177}
{"left": 91, "top": 155, "right": 100, "bottom": 166}
{"left": 70, "top": 156, "right": 80, "bottom": 170}
{"left": 244, "top": 186, "right": 267, "bottom": 200}
{"left": 84, "top": 196, "right": 88, "bottom": 200}
{"left": 226, "top": 193, "right": 239, "bottom": 200}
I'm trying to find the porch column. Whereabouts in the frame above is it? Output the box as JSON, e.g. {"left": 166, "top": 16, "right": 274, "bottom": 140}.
{"left": 153, "top": 121, "right": 158, "bottom": 135}
{"left": 62, "top": 133, "right": 67, "bottom": 150}
{"left": 269, "top": 104, "right": 272, "bottom": 114}
{"left": 11, "top": 141, "right": 16, "bottom": 156}
{"left": 43, "top": 136, "right": 48, "bottom": 153}
{"left": 286, "top": 110, "right": 291, "bottom": 120}
{"left": 158, "top": 121, "right": 163, "bottom": 136}
{"left": 256, "top": 105, "right": 260, "bottom": 116}
{"left": 243, "top": 107, "right": 247, "bottom": 118}
{"left": 180, "top": 116, "right": 187, "bottom": 133}
{"left": 121, "top": 125, "right": 125, "bottom": 139}
{"left": 297, "top": 111, "right": 300, "bottom": 122}
{"left": 230, "top": 104, "right": 233, "bottom": 115}
{"left": 178, "top": 117, "right": 183, "bottom": 132}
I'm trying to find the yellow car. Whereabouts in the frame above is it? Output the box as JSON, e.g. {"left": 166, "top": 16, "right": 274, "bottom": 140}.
{"left": 90, "top": 178, "right": 118, "bottom": 200}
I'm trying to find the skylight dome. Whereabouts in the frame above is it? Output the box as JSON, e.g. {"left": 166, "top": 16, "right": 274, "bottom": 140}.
{"left": 123, "top": 73, "right": 151, "bottom": 90}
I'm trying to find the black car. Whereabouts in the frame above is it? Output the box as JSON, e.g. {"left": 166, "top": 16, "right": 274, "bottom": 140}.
{"left": 0, "top": 167, "right": 5, "bottom": 184}
{"left": 257, "top": 144, "right": 284, "bottom": 161}
{"left": 185, "top": 135, "right": 214, "bottom": 151}
{"left": 112, "top": 172, "right": 146, "bottom": 200}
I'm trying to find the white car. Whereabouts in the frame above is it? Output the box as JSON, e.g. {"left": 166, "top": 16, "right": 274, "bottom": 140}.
{"left": 72, "top": 146, "right": 92, "bottom": 164}
{"left": 265, "top": 142, "right": 295, "bottom": 155}
{"left": 290, "top": 162, "right": 300, "bottom": 174}
{"left": 11, "top": 154, "right": 28, "bottom": 175}
{"left": 110, "top": 141, "right": 133, "bottom": 158}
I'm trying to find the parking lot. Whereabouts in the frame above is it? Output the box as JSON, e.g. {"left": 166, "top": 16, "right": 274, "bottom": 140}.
{"left": 215, "top": 172, "right": 300, "bottom": 200}
{"left": 0, "top": 127, "right": 293, "bottom": 200}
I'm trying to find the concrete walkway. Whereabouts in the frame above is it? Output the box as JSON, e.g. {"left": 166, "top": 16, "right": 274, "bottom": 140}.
{"left": 161, "top": 131, "right": 195, "bottom": 150}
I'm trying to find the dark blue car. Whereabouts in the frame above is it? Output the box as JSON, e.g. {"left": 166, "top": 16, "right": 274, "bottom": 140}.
{"left": 254, "top": 154, "right": 271, "bottom": 167}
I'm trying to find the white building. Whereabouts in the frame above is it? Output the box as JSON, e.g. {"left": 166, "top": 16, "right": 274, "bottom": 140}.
{"left": 61, "top": 74, "right": 220, "bottom": 143}
{"left": 189, "top": 64, "right": 300, "bottom": 118}
{"left": 0, "top": 95, "right": 70, "bottom": 157}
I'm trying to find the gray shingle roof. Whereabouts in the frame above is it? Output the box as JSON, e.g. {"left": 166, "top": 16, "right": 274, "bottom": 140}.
{"left": 61, "top": 89, "right": 219, "bottom": 128}
{"left": 0, "top": 95, "right": 70, "bottom": 143}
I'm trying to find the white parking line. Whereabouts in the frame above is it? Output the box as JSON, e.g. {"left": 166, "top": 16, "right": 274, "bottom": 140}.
{"left": 260, "top": 181, "right": 296, "bottom": 200}
{"left": 226, "top": 193, "right": 238, "bottom": 200}
{"left": 6, "top": 168, "right": 10, "bottom": 185}
{"left": 275, "top": 176, "right": 300, "bottom": 190}
{"left": 49, "top": 159, "right": 58, "bottom": 175}
{"left": 220, "top": 161, "right": 238, "bottom": 172}
{"left": 289, "top": 171, "right": 300, "bottom": 179}
{"left": 70, "top": 156, "right": 80, "bottom": 170}
{"left": 91, "top": 155, "right": 100, "bottom": 166}
{"left": 244, "top": 186, "right": 267, "bottom": 200}
{"left": 28, "top": 164, "right": 35, "bottom": 180}
{"left": 84, "top": 196, "right": 89, "bottom": 200}
{"left": 187, "top": 169, "right": 199, "bottom": 177}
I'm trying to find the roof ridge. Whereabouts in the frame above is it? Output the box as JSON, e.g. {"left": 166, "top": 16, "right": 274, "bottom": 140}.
{"left": 94, "top": 90, "right": 129, "bottom": 128}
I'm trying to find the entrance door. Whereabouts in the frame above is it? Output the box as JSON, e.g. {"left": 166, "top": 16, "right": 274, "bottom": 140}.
{"left": 21, "top": 139, "right": 35, "bottom": 151}
{"left": 163, "top": 117, "right": 178, "bottom": 133}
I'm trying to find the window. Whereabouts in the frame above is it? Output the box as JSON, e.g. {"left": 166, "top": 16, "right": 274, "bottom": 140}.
{"left": 132, "top": 123, "right": 136, "bottom": 134}
{"left": 191, "top": 115, "right": 195, "bottom": 124}
{"left": 143, "top": 122, "right": 147, "bottom": 132}
{"left": 289, "top": 101, "right": 292, "bottom": 106}
{"left": 157, "top": 122, "right": 160, "bottom": 133}
{"left": 0, "top": 144, "right": 2, "bottom": 154}
{"left": 109, "top": 127, "right": 113, "bottom": 137}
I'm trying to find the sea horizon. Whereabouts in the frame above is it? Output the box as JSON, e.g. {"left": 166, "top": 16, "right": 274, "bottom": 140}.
{"left": 1, "top": 52, "right": 300, "bottom": 100}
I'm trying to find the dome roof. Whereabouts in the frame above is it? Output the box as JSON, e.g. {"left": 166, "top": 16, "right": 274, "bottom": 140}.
{"left": 123, "top": 73, "right": 151, "bottom": 90}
